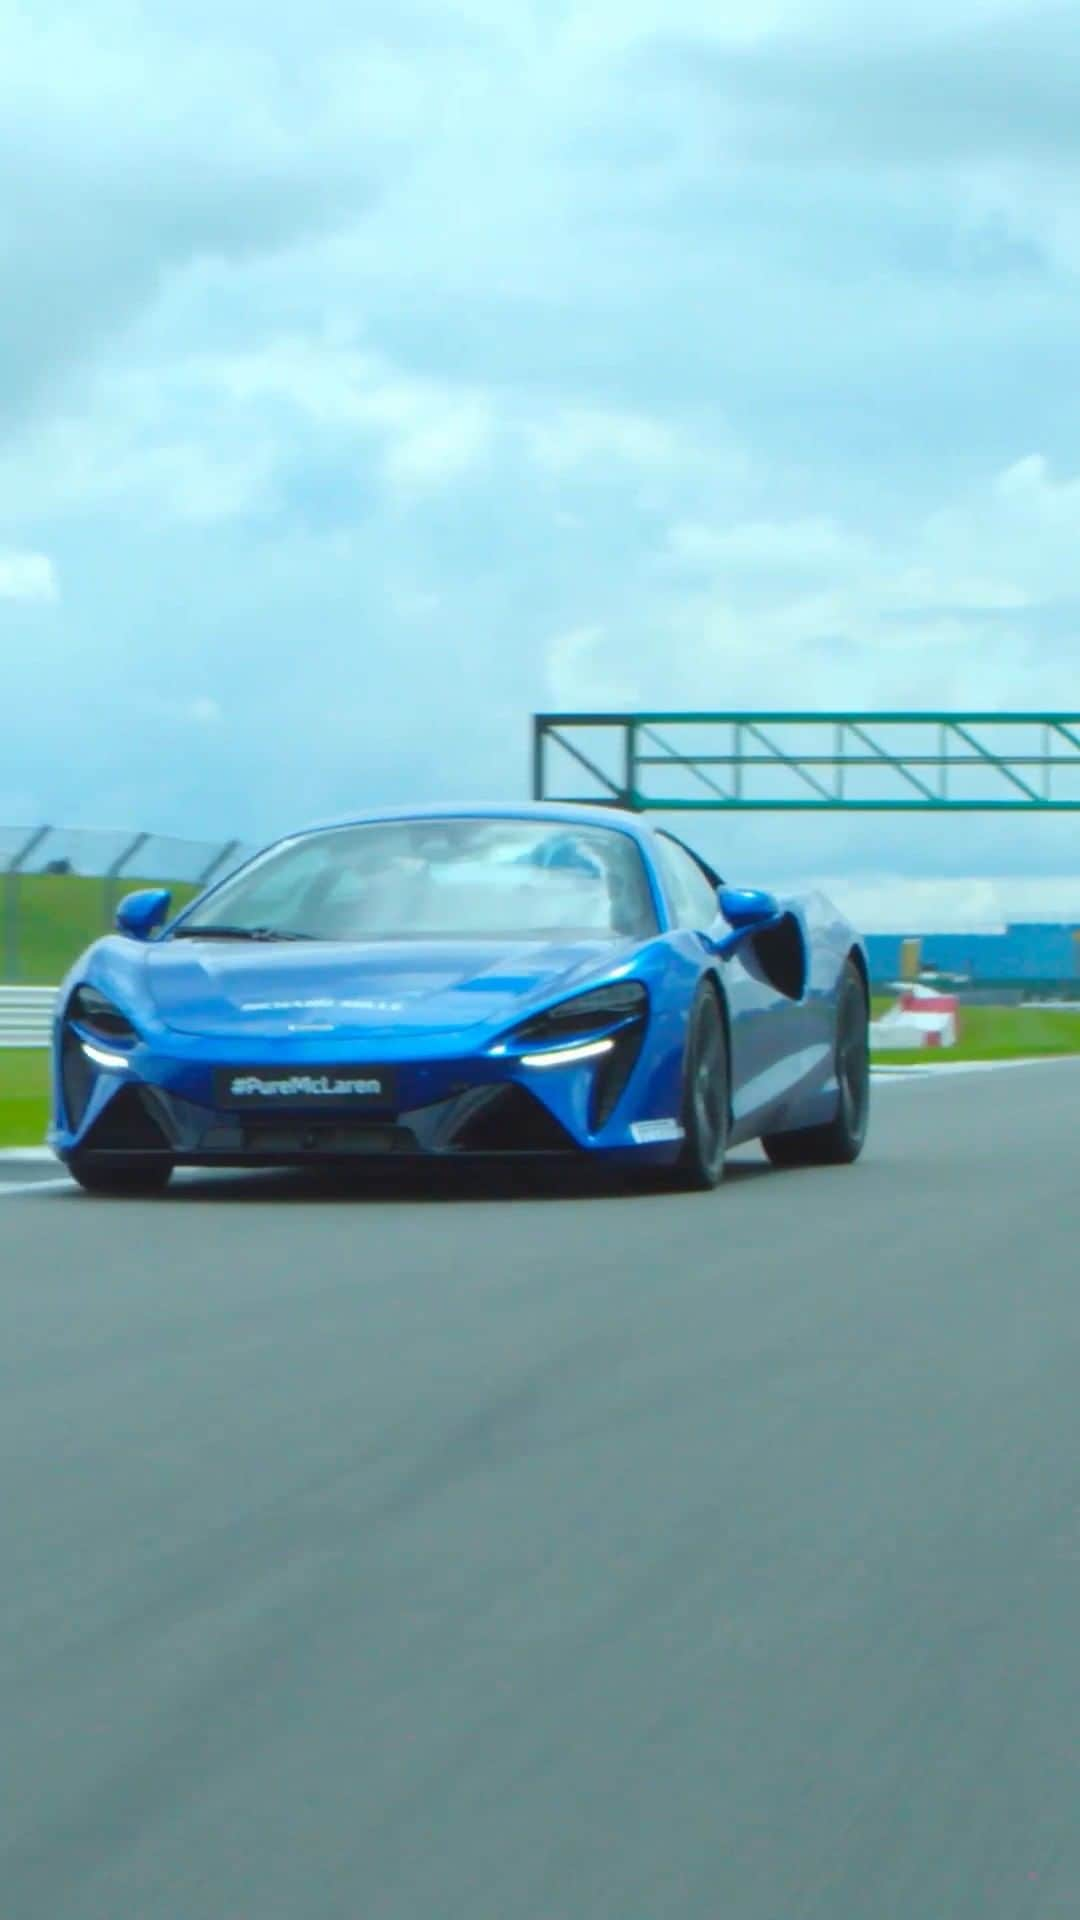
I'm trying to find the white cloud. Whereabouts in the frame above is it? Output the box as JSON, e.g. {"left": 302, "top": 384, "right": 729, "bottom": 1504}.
{"left": 546, "top": 625, "right": 643, "bottom": 709}
{"left": 0, "top": 424, "right": 271, "bottom": 528}
{"left": 0, "top": 335, "right": 498, "bottom": 525}
{"left": 528, "top": 408, "right": 686, "bottom": 475}
{"left": 0, "top": 373, "right": 274, "bottom": 527}
{"left": 388, "top": 585, "right": 442, "bottom": 622}
{"left": 558, "top": 0, "right": 904, "bottom": 57}
{"left": 132, "top": 692, "right": 226, "bottom": 730}
{"left": 662, "top": 515, "right": 868, "bottom": 578}
{"left": 921, "top": 455, "right": 1080, "bottom": 606}
{"left": 0, "top": 338, "right": 709, "bottom": 533}
{"left": 803, "top": 873, "right": 1080, "bottom": 934}
{"left": 991, "top": 453, "right": 1080, "bottom": 534}
{"left": 381, "top": 402, "right": 494, "bottom": 497}
{"left": 142, "top": 338, "right": 497, "bottom": 502}
{"left": 622, "top": 452, "right": 1080, "bottom": 717}
{"left": 0, "top": 549, "right": 58, "bottom": 603}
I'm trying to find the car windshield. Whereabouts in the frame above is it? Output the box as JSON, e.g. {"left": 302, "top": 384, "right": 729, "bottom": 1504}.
{"left": 175, "top": 817, "right": 658, "bottom": 942}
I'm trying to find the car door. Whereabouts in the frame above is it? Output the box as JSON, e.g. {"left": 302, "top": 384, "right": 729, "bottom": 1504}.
{"left": 653, "top": 834, "right": 798, "bottom": 1139}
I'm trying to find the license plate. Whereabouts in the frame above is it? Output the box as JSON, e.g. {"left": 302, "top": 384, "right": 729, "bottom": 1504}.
{"left": 214, "top": 1067, "right": 398, "bottom": 1110}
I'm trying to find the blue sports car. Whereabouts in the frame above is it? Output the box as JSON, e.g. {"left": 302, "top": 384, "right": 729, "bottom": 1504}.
{"left": 50, "top": 803, "right": 870, "bottom": 1195}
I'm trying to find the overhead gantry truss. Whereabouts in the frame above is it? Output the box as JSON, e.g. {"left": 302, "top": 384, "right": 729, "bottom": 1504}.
{"left": 532, "top": 712, "right": 1080, "bottom": 812}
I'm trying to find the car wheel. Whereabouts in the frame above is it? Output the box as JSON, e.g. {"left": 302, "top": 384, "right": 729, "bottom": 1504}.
{"left": 67, "top": 1155, "right": 175, "bottom": 1197}
{"left": 762, "top": 960, "right": 869, "bottom": 1169}
{"left": 670, "top": 983, "right": 730, "bottom": 1191}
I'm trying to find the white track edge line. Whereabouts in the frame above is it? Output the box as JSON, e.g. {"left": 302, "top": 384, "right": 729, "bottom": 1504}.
{"left": 0, "top": 1178, "right": 73, "bottom": 1198}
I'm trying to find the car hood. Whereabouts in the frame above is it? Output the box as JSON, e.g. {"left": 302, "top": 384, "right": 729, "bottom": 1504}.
{"left": 142, "top": 937, "right": 637, "bottom": 1039}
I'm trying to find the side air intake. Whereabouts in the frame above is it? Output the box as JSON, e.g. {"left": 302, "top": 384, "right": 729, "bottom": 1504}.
{"left": 81, "top": 1087, "right": 173, "bottom": 1154}
{"left": 451, "top": 1086, "right": 577, "bottom": 1154}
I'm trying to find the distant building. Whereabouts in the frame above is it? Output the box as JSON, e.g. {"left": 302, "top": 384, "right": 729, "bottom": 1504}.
{"left": 864, "top": 925, "right": 1080, "bottom": 990}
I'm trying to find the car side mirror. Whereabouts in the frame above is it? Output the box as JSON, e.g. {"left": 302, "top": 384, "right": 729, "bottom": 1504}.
{"left": 115, "top": 888, "right": 172, "bottom": 940}
{"left": 717, "top": 885, "right": 780, "bottom": 930}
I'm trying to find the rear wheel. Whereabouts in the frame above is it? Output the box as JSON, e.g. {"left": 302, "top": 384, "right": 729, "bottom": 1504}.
{"left": 762, "top": 960, "right": 869, "bottom": 1169}
{"left": 67, "top": 1155, "right": 174, "bottom": 1197}
{"left": 670, "top": 983, "right": 730, "bottom": 1191}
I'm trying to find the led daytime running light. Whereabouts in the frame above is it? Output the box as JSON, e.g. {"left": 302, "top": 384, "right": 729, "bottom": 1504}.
{"left": 520, "top": 1038, "right": 616, "bottom": 1069}
{"left": 81, "top": 1041, "right": 131, "bottom": 1072}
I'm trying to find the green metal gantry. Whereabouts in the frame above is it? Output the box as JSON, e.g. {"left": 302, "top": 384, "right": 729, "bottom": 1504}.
{"left": 532, "top": 712, "right": 1080, "bottom": 812}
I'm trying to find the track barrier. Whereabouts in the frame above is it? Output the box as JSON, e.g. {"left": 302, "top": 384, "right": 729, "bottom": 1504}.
{"left": 0, "top": 987, "right": 56, "bottom": 1049}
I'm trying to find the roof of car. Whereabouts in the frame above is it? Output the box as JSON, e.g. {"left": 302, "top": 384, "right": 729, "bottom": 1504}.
{"left": 301, "top": 801, "right": 656, "bottom": 840}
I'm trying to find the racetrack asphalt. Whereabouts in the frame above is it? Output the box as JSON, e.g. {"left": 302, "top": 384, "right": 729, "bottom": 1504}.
{"left": 3, "top": 1061, "right": 1080, "bottom": 1919}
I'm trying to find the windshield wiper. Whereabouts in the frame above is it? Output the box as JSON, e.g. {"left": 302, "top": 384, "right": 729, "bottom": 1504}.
{"left": 171, "top": 925, "right": 315, "bottom": 942}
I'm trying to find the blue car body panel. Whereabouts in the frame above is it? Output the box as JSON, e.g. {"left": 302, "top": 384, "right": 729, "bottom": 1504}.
{"left": 49, "top": 803, "right": 867, "bottom": 1170}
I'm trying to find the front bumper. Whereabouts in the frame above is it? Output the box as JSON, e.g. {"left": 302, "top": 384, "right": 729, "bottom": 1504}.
{"left": 50, "top": 1034, "right": 686, "bottom": 1168}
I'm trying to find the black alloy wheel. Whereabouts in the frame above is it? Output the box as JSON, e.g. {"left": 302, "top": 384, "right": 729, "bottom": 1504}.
{"left": 671, "top": 983, "right": 730, "bottom": 1191}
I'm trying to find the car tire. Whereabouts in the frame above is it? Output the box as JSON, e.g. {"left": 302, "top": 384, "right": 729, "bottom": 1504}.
{"left": 670, "top": 982, "right": 730, "bottom": 1191}
{"left": 762, "top": 960, "right": 869, "bottom": 1169}
{"left": 67, "top": 1155, "right": 175, "bottom": 1197}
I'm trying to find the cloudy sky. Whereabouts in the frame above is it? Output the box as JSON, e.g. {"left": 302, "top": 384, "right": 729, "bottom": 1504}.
{"left": 2, "top": 0, "right": 1079, "bottom": 923}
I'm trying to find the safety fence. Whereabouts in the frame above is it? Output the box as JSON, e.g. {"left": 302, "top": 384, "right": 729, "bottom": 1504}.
{"left": 1, "top": 826, "right": 251, "bottom": 984}
{"left": 0, "top": 987, "right": 56, "bottom": 1048}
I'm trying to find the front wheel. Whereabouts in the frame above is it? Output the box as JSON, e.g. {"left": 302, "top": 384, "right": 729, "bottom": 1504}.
{"left": 762, "top": 960, "right": 869, "bottom": 1169}
{"left": 67, "top": 1155, "right": 174, "bottom": 1197}
{"left": 670, "top": 983, "right": 730, "bottom": 1191}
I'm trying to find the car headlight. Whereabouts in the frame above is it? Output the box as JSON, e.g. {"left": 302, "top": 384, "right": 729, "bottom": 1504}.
{"left": 502, "top": 981, "right": 647, "bottom": 1053}
{"left": 60, "top": 987, "right": 138, "bottom": 1129}
{"left": 67, "top": 985, "right": 139, "bottom": 1047}
{"left": 497, "top": 981, "right": 648, "bottom": 1130}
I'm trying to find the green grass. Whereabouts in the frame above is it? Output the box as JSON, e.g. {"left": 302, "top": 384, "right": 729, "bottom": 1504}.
{"left": 871, "top": 1002, "right": 1080, "bottom": 1067}
{"left": 3, "top": 875, "right": 199, "bottom": 984}
{"left": 0, "top": 1050, "right": 50, "bottom": 1148}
